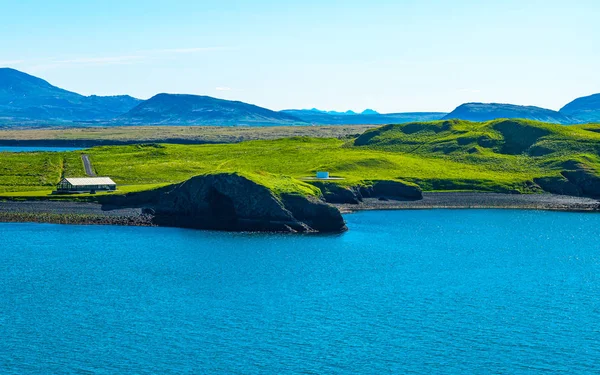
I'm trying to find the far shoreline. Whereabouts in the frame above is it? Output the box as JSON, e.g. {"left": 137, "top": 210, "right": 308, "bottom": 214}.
{"left": 0, "top": 124, "right": 379, "bottom": 148}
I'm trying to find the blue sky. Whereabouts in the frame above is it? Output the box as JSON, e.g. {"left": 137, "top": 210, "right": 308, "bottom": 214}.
{"left": 1, "top": 0, "right": 598, "bottom": 112}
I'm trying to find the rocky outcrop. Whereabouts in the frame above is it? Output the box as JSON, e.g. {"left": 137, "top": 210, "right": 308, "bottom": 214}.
{"left": 361, "top": 180, "right": 423, "bottom": 200}
{"left": 373, "top": 180, "right": 423, "bottom": 199}
{"left": 309, "top": 182, "right": 361, "bottom": 204}
{"left": 101, "top": 173, "right": 347, "bottom": 233}
{"left": 534, "top": 176, "right": 582, "bottom": 196}
{"left": 533, "top": 163, "right": 600, "bottom": 198}
{"left": 562, "top": 167, "right": 600, "bottom": 197}
{"left": 534, "top": 176, "right": 581, "bottom": 196}
{"left": 308, "top": 179, "right": 423, "bottom": 204}
{"left": 279, "top": 194, "right": 347, "bottom": 232}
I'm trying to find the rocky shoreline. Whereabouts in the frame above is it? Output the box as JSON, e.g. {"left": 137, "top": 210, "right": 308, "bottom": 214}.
{"left": 0, "top": 174, "right": 350, "bottom": 233}
{"left": 0, "top": 192, "right": 598, "bottom": 232}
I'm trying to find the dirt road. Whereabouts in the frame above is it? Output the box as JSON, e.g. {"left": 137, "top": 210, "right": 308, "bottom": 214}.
{"left": 81, "top": 154, "right": 96, "bottom": 176}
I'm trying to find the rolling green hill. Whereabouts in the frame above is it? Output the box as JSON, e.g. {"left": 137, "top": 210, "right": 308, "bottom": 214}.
{"left": 2, "top": 119, "right": 600, "bottom": 198}
{"left": 353, "top": 119, "right": 600, "bottom": 193}
{"left": 354, "top": 119, "right": 600, "bottom": 156}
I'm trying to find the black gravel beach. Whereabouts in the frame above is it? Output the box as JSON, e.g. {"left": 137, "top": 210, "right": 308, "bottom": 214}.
{"left": 0, "top": 201, "right": 152, "bottom": 226}
{"left": 336, "top": 193, "right": 600, "bottom": 213}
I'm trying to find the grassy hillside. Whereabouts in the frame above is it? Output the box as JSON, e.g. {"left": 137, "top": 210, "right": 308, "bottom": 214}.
{"left": 2, "top": 119, "right": 600, "bottom": 198}
{"left": 353, "top": 119, "right": 600, "bottom": 191}
{"left": 82, "top": 140, "right": 533, "bottom": 189}
{"left": 0, "top": 152, "right": 84, "bottom": 193}
{"left": 354, "top": 119, "right": 600, "bottom": 155}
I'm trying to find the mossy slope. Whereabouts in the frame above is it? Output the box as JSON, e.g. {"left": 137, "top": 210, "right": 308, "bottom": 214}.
{"left": 353, "top": 119, "right": 600, "bottom": 195}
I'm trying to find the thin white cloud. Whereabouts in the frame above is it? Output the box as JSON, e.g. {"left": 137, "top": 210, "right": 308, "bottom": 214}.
{"left": 458, "top": 88, "right": 482, "bottom": 93}
{"left": 215, "top": 87, "right": 232, "bottom": 91}
{"left": 53, "top": 55, "right": 145, "bottom": 65}
{"left": 13, "top": 46, "right": 232, "bottom": 71}
{"left": 151, "top": 47, "right": 231, "bottom": 54}
{"left": 0, "top": 60, "right": 25, "bottom": 66}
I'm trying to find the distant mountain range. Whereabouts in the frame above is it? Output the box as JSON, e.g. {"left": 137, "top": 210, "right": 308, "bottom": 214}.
{"left": 0, "top": 67, "right": 599, "bottom": 126}
{"left": 281, "top": 109, "right": 446, "bottom": 125}
{"left": 299, "top": 108, "right": 380, "bottom": 115}
{"left": 442, "top": 103, "right": 574, "bottom": 124}
{"left": 560, "top": 93, "right": 600, "bottom": 123}
{"left": 118, "top": 94, "right": 305, "bottom": 126}
{"left": 0, "top": 68, "right": 141, "bottom": 121}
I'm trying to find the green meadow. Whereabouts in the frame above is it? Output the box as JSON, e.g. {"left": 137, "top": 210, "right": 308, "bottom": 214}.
{"left": 1, "top": 119, "right": 600, "bottom": 198}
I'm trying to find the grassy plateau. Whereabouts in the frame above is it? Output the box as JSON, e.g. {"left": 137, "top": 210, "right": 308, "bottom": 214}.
{"left": 1, "top": 119, "right": 600, "bottom": 199}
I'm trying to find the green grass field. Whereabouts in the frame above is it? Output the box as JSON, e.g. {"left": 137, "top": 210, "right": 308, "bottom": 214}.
{"left": 1, "top": 119, "right": 600, "bottom": 199}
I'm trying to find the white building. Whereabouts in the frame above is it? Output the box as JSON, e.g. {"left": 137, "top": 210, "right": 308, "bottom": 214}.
{"left": 56, "top": 177, "right": 117, "bottom": 193}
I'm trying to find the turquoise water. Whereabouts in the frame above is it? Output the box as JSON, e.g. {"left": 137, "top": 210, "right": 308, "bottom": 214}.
{"left": 1, "top": 209, "right": 600, "bottom": 374}
{"left": 0, "top": 146, "right": 84, "bottom": 152}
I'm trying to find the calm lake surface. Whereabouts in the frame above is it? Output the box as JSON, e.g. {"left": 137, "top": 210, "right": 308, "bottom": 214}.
{"left": 0, "top": 146, "right": 84, "bottom": 152}
{"left": 1, "top": 209, "right": 600, "bottom": 374}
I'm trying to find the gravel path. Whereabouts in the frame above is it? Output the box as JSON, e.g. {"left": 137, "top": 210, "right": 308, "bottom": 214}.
{"left": 336, "top": 193, "right": 600, "bottom": 213}
{"left": 81, "top": 154, "right": 96, "bottom": 176}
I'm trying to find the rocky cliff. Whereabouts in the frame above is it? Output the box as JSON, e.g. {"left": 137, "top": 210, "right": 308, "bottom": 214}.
{"left": 102, "top": 173, "right": 347, "bottom": 233}
{"left": 309, "top": 180, "right": 423, "bottom": 204}
{"left": 534, "top": 163, "right": 600, "bottom": 198}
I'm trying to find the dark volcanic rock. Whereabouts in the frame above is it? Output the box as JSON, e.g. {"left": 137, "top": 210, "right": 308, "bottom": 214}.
{"left": 280, "top": 194, "right": 347, "bottom": 233}
{"left": 102, "top": 173, "right": 347, "bottom": 233}
{"left": 562, "top": 167, "right": 600, "bottom": 198}
{"left": 369, "top": 180, "right": 423, "bottom": 199}
{"left": 309, "top": 181, "right": 361, "bottom": 204}
{"left": 309, "top": 179, "right": 423, "bottom": 204}
{"left": 534, "top": 176, "right": 582, "bottom": 197}
{"left": 534, "top": 164, "right": 600, "bottom": 198}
